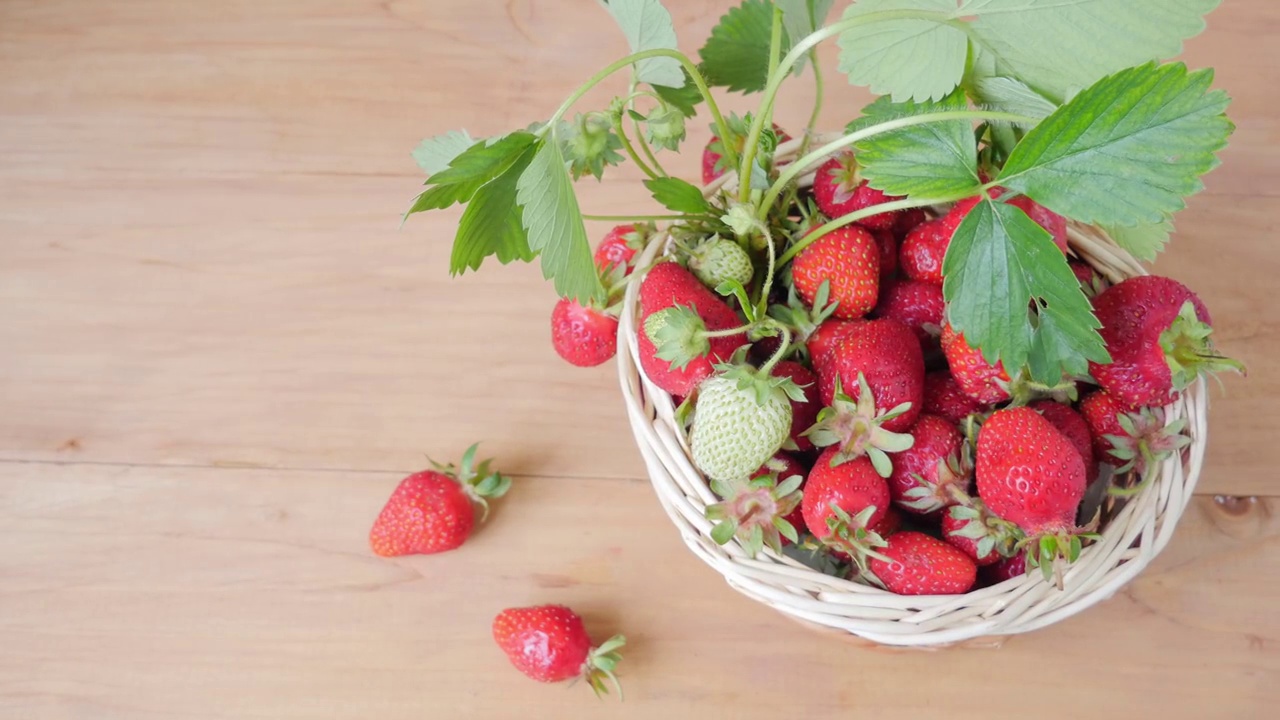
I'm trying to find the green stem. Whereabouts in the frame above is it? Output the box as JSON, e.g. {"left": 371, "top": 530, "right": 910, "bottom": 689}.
{"left": 736, "top": 6, "right": 788, "bottom": 204}
{"left": 776, "top": 196, "right": 959, "bottom": 267}
{"left": 541, "top": 49, "right": 737, "bottom": 175}
{"left": 583, "top": 213, "right": 693, "bottom": 222}
{"left": 759, "top": 109, "right": 1036, "bottom": 221}
{"left": 801, "top": 51, "right": 825, "bottom": 156}
{"left": 760, "top": 326, "right": 793, "bottom": 375}
{"left": 755, "top": 224, "right": 778, "bottom": 319}
{"left": 628, "top": 83, "right": 670, "bottom": 177}
{"left": 703, "top": 323, "right": 757, "bottom": 339}
{"left": 611, "top": 111, "right": 661, "bottom": 181}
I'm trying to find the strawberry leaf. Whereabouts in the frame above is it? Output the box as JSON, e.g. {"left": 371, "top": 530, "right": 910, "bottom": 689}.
{"left": 645, "top": 177, "right": 712, "bottom": 215}
{"left": 516, "top": 141, "right": 606, "bottom": 304}
{"left": 837, "top": 0, "right": 969, "bottom": 103}
{"left": 405, "top": 132, "right": 537, "bottom": 217}
{"left": 449, "top": 144, "right": 537, "bottom": 274}
{"left": 942, "top": 198, "right": 1107, "bottom": 384}
{"left": 998, "top": 63, "right": 1232, "bottom": 227}
{"left": 777, "top": 0, "right": 834, "bottom": 73}
{"left": 412, "top": 129, "right": 477, "bottom": 174}
{"left": 1104, "top": 218, "right": 1174, "bottom": 263}
{"left": 851, "top": 90, "right": 982, "bottom": 198}
{"left": 698, "top": 0, "right": 780, "bottom": 94}
{"left": 970, "top": 76, "right": 1057, "bottom": 123}
{"left": 603, "top": 0, "right": 685, "bottom": 88}
{"left": 652, "top": 67, "right": 704, "bottom": 117}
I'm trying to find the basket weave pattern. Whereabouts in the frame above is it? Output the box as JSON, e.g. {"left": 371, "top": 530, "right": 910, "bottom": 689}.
{"left": 614, "top": 138, "right": 1208, "bottom": 647}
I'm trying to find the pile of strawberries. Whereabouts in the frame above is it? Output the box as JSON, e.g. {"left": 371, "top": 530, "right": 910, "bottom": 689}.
{"left": 547, "top": 133, "right": 1239, "bottom": 596}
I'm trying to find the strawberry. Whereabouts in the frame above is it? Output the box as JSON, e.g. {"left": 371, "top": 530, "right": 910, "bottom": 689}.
{"left": 871, "top": 506, "right": 903, "bottom": 537}
{"left": 942, "top": 498, "right": 1020, "bottom": 567}
{"left": 707, "top": 460, "right": 806, "bottom": 556}
{"left": 812, "top": 152, "right": 903, "bottom": 230}
{"left": 922, "top": 371, "right": 986, "bottom": 425}
{"left": 807, "top": 319, "right": 864, "bottom": 371}
{"left": 872, "top": 279, "right": 944, "bottom": 348}
{"left": 802, "top": 451, "right": 891, "bottom": 571}
{"left": 702, "top": 119, "right": 790, "bottom": 185}
{"left": 1030, "top": 400, "right": 1097, "bottom": 483}
{"left": 872, "top": 228, "right": 899, "bottom": 281}
{"left": 753, "top": 453, "right": 809, "bottom": 538}
{"left": 1070, "top": 260, "right": 1108, "bottom": 298}
{"left": 551, "top": 298, "right": 618, "bottom": 367}
{"left": 976, "top": 407, "right": 1089, "bottom": 579}
{"left": 637, "top": 262, "right": 746, "bottom": 396}
{"left": 369, "top": 444, "right": 510, "bottom": 557}
{"left": 887, "top": 414, "right": 966, "bottom": 515}
{"left": 792, "top": 226, "right": 880, "bottom": 320}
{"left": 593, "top": 224, "right": 643, "bottom": 274}
{"left": 944, "top": 191, "right": 1068, "bottom": 254}
{"left": 685, "top": 236, "right": 754, "bottom": 289}
{"left": 806, "top": 373, "right": 916, "bottom": 476}
{"left": 1088, "top": 275, "right": 1242, "bottom": 409}
{"left": 690, "top": 360, "right": 803, "bottom": 483}
{"left": 772, "top": 361, "right": 821, "bottom": 452}
{"left": 1079, "top": 389, "right": 1127, "bottom": 467}
{"left": 893, "top": 208, "right": 928, "bottom": 239}
{"left": 1079, "top": 389, "right": 1191, "bottom": 495}
{"left": 982, "top": 553, "right": 1028, "bottom": 584}
{"left": 819, "top": 319, "right": 925, "bottom": 432}
{"left": 493, "top": 605, "right": 625, "bottom": 697}
{"left": 898, "top": 219, "right": 951, "bottom": 286}
{"left": 941, "top": 324, "right": 1011, "bottom": 405}
{"left": 868, "top": 531, "right": 977, "bottom": 595}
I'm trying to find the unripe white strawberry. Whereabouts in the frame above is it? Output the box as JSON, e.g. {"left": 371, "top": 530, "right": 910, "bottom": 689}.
{"left": 691, "top": 363, "right": 803, "bottom": 483}
{"left": 687, "top": 237, "right": 754, "bottom": 290}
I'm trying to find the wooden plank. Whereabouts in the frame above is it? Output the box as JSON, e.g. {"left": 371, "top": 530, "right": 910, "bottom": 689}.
{"left": 0, "top": 461, "right": 1275, "bottom": 718}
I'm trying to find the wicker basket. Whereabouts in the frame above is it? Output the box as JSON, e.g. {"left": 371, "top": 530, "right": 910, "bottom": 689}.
{"left": 614, "top": 136, "right": 1208, "bottom": 648}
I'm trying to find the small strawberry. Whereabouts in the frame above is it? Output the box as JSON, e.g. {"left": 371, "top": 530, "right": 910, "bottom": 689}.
{"left": 872, "top": 279, "right": 944, "bottom": 348}
{"left": 1089, "top": 275, "right": 1242, "bottom": 409}
{"left": 493, "top": 605, "right": 625, "bottom": 697}
{"left": 1070, "top": 261, "right": 1109, "bottom": 299}
{"left": 868, "top": 531, "right": 977, "bottom": 595}
{"left": 551, "top": 298, "right": 618, "bottom": 367}
{"left": 707, "top": 468, "right": 805, "bottom": 556}
{"left": 802, "top": 450, "right": 891, "bottom": 572}
{"left": 812, "top": 152, "right": 903, "bottom": 230}
{"left": 1079, "top": 389, "right": 1127, "bottom": 467}
{"left": 792, "top": 226, "right": 881, "bottom": 320}
{"left": 1079, "top": 389, "right": 1191, "bottom": 496}
{"left": 872, "top": 228, "right": 899, "bottom": 281}
{"left": 820, "top": 319, "right": 925, "bottom": 432}
{"left": 944, "top": 191, "right": 1068, "bottom": 254}
{"left": 701, "top": 117, "right": 790, "bottom": 184}
{"left": 871, "top": 506, "right": 903, "bottom": 537}
{"left": 887, "top": 414, "right": 966, "bottom": 515}
{"left": 637, "top": 262, "right": 746, "bottom": 396}
{"left": 922, "top": 371, "right": 986, "bottom": 425}
{"left": 898, "top": 219, "right": 951, "bottom": 286}
{"left": 685, "top": 236, "right": 754, "bottom": 289}
{"left": 753, "top": 453, "right": 809, "bottom": 537}
{"left": 893, "top": 208, "right": 928, "bottom": 239}
{"left": 982, "top": 553, "right": 1028, "bottom": 585}
{"left": 369, "top": 444, "right": 511, "bottom": 557}
{"left": 942, "top": 498, "right": 1021, "bottom": 567}
{"left": 940, "top": 324, "right": 1011, "bottom": 405}
{"left": 806, "top": 319, "right": 864, "bottom": 371}
{"left": 976, "top": 407, "right": 1091, "bottom": 582}
{"left": 806, "top": 373, "right": 916, "bottom": 477}
{"left": 772, "top": 361, "right": 822, "bottom": 452}
{"left": 690, "top": 357, "right": 804, "bottom": 483}
{"left": 1029, "top": 400, "right": 1097, "bottom": 484}
{"left": 593, "top": 224, "right": 645, "bottom": 274}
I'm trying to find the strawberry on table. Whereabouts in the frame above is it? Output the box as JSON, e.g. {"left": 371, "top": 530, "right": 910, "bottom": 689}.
{"left": 550, "top": 298, "right": 618, "bottom": 368}
{"left": 493, "top": 604, "right": 625, "bottom": 698}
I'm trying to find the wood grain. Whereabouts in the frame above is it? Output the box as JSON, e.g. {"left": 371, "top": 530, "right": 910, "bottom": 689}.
{"left": 0, "top": 1, "right": 1277, "bottom": 716}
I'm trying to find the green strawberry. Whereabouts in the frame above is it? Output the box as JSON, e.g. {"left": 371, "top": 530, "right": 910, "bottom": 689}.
{"left": 691, "top": 359, "right": 805, "bottom": 483}
{"left": 686, "top": 236, "right": 754, "bottom": 289}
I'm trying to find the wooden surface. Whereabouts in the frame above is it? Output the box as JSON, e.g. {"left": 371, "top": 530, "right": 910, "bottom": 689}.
{"left": 0, "top": 1, "right": 1276, "bottom": 717}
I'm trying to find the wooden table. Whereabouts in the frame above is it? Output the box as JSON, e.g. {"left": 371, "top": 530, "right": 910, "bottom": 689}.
{"left": 1, "top": 1, "right": 1276, "bottom": 717}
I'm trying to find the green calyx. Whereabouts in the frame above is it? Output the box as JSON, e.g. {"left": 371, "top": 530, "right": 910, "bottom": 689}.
{"left": 640, "top": 100, "right": 687, "bottom": 152}
{"left": 716, "top": 360, "right": 807, "bottom": 407}
{"left": 767, "top": 281, "right": 840, "bottom": 360}
{"left": 564, "top": 111, "right": 625, "bottom": 181}
{"left": 1105, "top": 406, "right": 1193, "bottom": 498}
{"left": 685, "top": 236, "right": 755, "bottom": 289}
{"left": 582, "top": 634, "right": 626, "bottom": 700}
{"left": 1159, "top": 300, "right": 1246, "bottom": 392}
{"left": 946, "top": 498, "right": 1023, "bottom": 561}
{"left": 644, "top": 305, "right": 715, "bottom": 371}
{"left": 900, "top": 448, "right": 973, "bottom": 514}
{"left": 821, "top": 503, "right": 890, "bottom": 582}
{"left": 1020, "top": 528, "right": 1100, "bottom": 590}
{"left": 706, "top": 473, "right": 804, "bottom": 557}
{"left": 804, "top": 374, "right": 914, "bottom": 477}
{"left": 429, "top": 442, "right": 512, "bottom": 521}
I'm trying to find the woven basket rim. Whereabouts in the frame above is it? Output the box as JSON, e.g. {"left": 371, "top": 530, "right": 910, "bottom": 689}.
{"left": 614, "top": 135, "right": 1208, "bottom": 647}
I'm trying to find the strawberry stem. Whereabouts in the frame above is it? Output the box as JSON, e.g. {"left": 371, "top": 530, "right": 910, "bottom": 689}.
{"left": 610, "top": 108, "right": 661, "bottom": 181}
{"left": 582, "top": 213, "right": 692, "bottom": 222}
{"left": 760, "top": 326, "right": 792, "bottom": 375}
{"left": 627, "top": 82, "right": 669, "bottom": 178}
{"left": 776, "top": 196, "right": 946, "bottom": 266}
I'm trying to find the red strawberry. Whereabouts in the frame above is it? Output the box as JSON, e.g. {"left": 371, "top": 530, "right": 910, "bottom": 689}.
{"left": 899, "top": 219, "right": 951, "bottom": 286}
{"left": 872, "top": 279, "right": 944, "bottom": 348}
{"left": 871, "top": 506, "right": 903, "bottom": 537}
{"left": 942, "top": 512, "right": 1000, "bottom": 566}
{"left": 820, "top": 319, "right": 925, "bottom": 431}
{"left": 1030, "top": 400, "right": 1097, "bottom": 483}
{"left": 702, "top": 122, "right": 791, "bottom": 185}
{"left": 753, "top": 453, "right": 809, "bottom": 538}
{"left": 922, "top": 371, "right": 986, "bottom": 425}
{"left": 792, "top": 226, "right": 880, "bottom": 320}
{"left": 941, "top": 498, "right": 1020, "bottom": 567}
{"left": 593, "top": 224, "right": 642, "bottom": 274}
{"left": 773, "top": 361, "right": 821, "bottom": 452}
{"left": 1088, "top": 275, "right": 1241, "bottom": 409}
{"left": 869, "top": 531, "right": 977, "bottom": 595}
{"left": 1070, "top": 261, "right": 1108, "bottom": 299}
{"left": 940, "top": 324, "right": 1011, "bottom": 405}
{"left": 1079, "top": 389, "right": 1192, "bottom": 487}
{"left": 807, "top": 319, "right": 864, "bottom": 371}
{"left": 887, "top": 414, "right": 965, "bottom": 515}
{"left": 813, "top": 152, "right": 903, "bottom": 230}
{"left": 872, "top": 228, "right": 899, "bottom": 281}
{"left": 893, "top": 208, "right": 928, "bottom": 239}
{"left": 983, "top": 553, "right": 1028, "bottom": 584}
{"left": 369, "top": 444, "right": 510, "bottom": 557}
{"left": 493, "top": 605, "right": 625, "bottom": 697}
{"left": 551, "top": 298, "right": 618, "bottom": 367}
{"left": 1079, "top": 389, "right": 1127, "bottom": 467}
{"left": 944, "top": 191, "right": 1068, "bottom": 254}
{"left": 802, "top": 451, "right": 891, "bottom": 568}
{"left": 637, "top": 262, "right": 746, "bottom": 396}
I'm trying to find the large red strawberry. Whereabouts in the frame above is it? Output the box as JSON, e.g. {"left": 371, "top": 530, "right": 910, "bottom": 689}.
{"left": 888, "top": 414, "right": 965, "bottom": 515}
{"left": 792, "top": 226, "right": 880, "bottom": 320}
{"left": 873, "top": 279, "right": 944, "bottom": 348}
{"left": 1030, "top": 400, "right": 1097, "bottom": 483}
{"left": 944, "top": 191, "right": 1069, "bottom": 254}
{"left": 493, "top": 605, "right": 625, "bottom": 697}
{"left": 593, "top": 224, "right": 643, "bottom": 274}
{"left": 820, "top": 319, "right": 925, "bottom": 431}
{"left": 773, "top": 361, "right": 822, "bottom": 452}
{"left": 807, "top": 319, "right": 864, "bottom": 371}
{"left": 940, "top": 324, "right": 1011, "bottom": 404}
{"left": 702, "top": 120, "right": 791, "bottom": 185}
{"left": 369, "top": 444, "right": 510, "bottom": 557}
{"left": 551, "top": 298, "right": 618, "bottom": 367}
{"left": 922, "top": 371, "right": 986, "bottom": 425}
{"left": 637, "top": 262, "right": 746, "bottom": 396}
{"left": 899, "top": 219, "right": 951, "bottom": 286}
{"left": 802, "top": 451, "right": 891, "bottom": 569}
{"left": 868, "top": 531, "right": 977, "bottom": 595}
{"left": 1088, "top": 275, "right": 1241, "bottom": 409}
{"left": 812, "top": 152, "right": 903, "bottom": 230}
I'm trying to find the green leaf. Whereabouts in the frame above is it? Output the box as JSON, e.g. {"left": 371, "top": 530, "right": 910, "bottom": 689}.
{"left": 412, "top": 130, "right": 477, "bottom": 174}
{"left": 1104, "top": 218, "right": 1174, "bottom": 263}
{"left": 698, "top": 0, "right": 778, "bottom": 94}
{"left": 851, "top": 89, "right": 982, "bottom": 198}
{"left": 971, "top": 76, "right": 1056, "bottom": 123}
{"left": 645, "top": 177, "right": 712, "bottom": 214}
{"left": 406, "top": 132, "right": 537, "bottom": 217}
{"left": 515, "top": 141, "right": 605, "bottom": 303}
{"left": 778, "top": 0, "right": 834, "bottom": 73}
{"left": 604, "top": 0, "right": 685, "bottom": 88}
{"left": 998, "top": 63, "right": 1233, "bottom": 227}
{"left": 965, "top": 0, "right": 1221, "bottom": 102}
{"left": 449, "top": 144, "right": 537, "bottom": 274}
{"left": 836, "top": 0, "right": 969, "bottom": 103}
{"left": 653, "top": 67, "right": 705, "bottom": 117}
{"left": 942, "top": 198, "right": 1107, "bottom": 383}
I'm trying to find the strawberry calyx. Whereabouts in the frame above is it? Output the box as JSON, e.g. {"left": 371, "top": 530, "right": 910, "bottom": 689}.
{"left": 644, "top": 305, "right": 749, "bottom": 371}
{"left": 945, "top": 497, "right": 1023, "bottom": 560}
{"left": 821, "top": 503, "right": 890, "bottom": 580}
{"left": 714, "top": 351, "right": 807, "bottom": 407}
{"left": 427, "top": 443, "right": 512, "bottom": 522}
{"left": 1019, "top": 525, "right": 1101, "bottom": 589}
{"left": 804, "top": 374, "right": 914, "bottom": 477}
{"left": 580, "top": 634, "right": 626, "bottom": 699}
{"left": 1159, "top": 300, "right": 1245, "bottom": 391}
{"left": 1104, "top": 405, "right": 1192, "bottom": 498}
{"left": 900, "top": 447, "right": 974, "bottom": 514}
{"left": 1003, "top": 373, "right": 1080, "bottom": 407}
{"left": 824, "top": 152, "right": 865, "bottom": 205}
{"left": 767, "top": 281, "right": 840, "bottom": 360}
{"left": 706, "top": 473, "right": 804, "bottom": 557}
